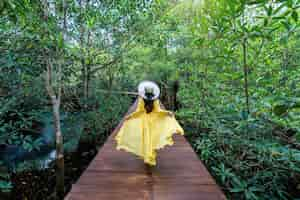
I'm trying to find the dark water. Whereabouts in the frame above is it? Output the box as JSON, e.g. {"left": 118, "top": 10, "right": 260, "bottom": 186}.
{"left": 0, "top": 112, "right": 83, "bottom": 172}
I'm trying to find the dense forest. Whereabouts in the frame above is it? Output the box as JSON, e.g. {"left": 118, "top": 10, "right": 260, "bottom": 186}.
{"left": 0, "top": 0, "right": 300, "bottom": 199}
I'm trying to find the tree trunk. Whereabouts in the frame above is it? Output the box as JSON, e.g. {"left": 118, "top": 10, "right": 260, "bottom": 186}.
{"left": 43, "top": 0, "right": 66, "bottom": 198}
{"left": 53, "top": 98, "right": 64, "bottom": 199}
{"left": 172, "top": 80, "right": 179, "bottom": 111}
{"left": 84, "top": 29, "right": 91, "bottom": 107}
{"left": 280, "top": 47, "right": 289, "bottom": 87}
{"left": 79, "top": 0, "right": 88, "bottom": 108}
{"left": 84, "top": 63, "right": 88, "bottom": 106}
{"left": 242, "top": 37, "right": 250, "bottom": 114}
{"left": 45, "top": 58, "right": 64, "bottom": 199}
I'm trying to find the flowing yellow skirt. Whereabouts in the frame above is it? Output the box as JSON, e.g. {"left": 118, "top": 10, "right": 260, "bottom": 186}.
{"left": 115, "top": 97, "right": 184, "bottom": 165}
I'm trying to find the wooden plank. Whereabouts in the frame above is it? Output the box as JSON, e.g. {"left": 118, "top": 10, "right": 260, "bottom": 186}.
{"left": 66, "top": 102, "right": 226, "bottom": 200}
{"left": 66, "top": 133, "right": 226, "bottom": 200}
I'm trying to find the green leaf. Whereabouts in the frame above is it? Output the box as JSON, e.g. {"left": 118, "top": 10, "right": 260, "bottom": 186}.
{"left": 273, "top": 4, "right": 286, "bottom": 15}
{"left": 267, "top": 6, "right": 273, "bottom": 16}
{"left": 281, "top": 20, "right": 291, "bottom": 30}
{"left": 0, "top": 1, "right": 4, "bottom": 14}
{"left": 230, "top": 188, "right": 245, "bottom": 193}
{"left": 296, "top": 132, "right": 300, "bottom": 141}
{"left": 291, "top": 11, "right": 298, "bottom": 22}
{"left": 58, "top": 33, "right": 64, "bottom": 49}
{"left": 0, "top": 180, "right": 13, "bottom": 193}
{"left": 273, "top": 101, "right": 290, "bottom": 116}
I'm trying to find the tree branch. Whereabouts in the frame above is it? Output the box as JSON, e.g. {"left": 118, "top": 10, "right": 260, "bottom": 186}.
{"left": 89, "top": 56, "right": 122, "bottom": 74}
{"left": 45, "top": 58, "right": 56, "bottom": 98}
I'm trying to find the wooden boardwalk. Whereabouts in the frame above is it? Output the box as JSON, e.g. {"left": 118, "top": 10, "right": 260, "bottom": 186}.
{"left": 66, "top": 133, "right": 226, "bottom": 200}
{"left": 66, "top": 100, "right": 225, "bottom": 200}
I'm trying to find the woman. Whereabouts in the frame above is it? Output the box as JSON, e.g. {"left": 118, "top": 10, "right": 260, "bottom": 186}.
{"left": 115, "top": 81, "right": 184, "bottom": 166}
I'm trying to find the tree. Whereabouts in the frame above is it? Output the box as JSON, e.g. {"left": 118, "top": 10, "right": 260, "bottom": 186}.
{"left": 42, "top": 0, "right": 67, "bottom": 198}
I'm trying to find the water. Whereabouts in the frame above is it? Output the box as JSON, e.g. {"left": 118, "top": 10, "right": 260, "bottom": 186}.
{"left": 0, "top": 112, "right": 83, "bottom": 172}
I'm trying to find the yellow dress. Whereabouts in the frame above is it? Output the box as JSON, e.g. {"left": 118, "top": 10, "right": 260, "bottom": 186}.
{"left": 115, "top": 97, "right": 184, "bottom": 165}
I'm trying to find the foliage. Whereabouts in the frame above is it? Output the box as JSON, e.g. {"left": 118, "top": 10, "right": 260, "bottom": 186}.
{"left": 0, "top": 180, "right": 13, "bottom": 193}
{"left": 0, "top": 172, "right": 12, "bottom": 193}
{"left": 1, "top": 0, "right": 300, "bottom": 199}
